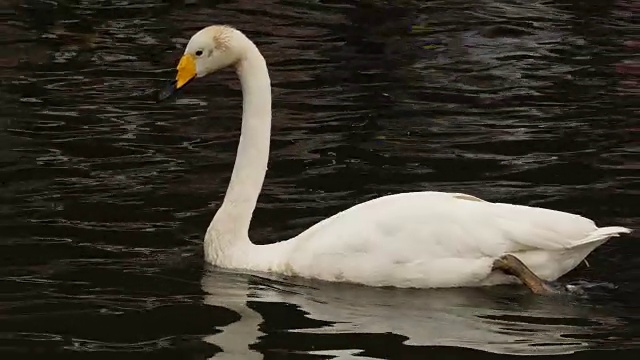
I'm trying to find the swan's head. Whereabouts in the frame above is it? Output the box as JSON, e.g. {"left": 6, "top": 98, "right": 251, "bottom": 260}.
{"left": 157, "top": 25, "right": 245, "bottom": 101}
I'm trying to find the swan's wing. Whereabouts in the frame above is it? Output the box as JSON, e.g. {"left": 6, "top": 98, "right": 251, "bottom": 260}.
{"left": 276, "top": 191, "right": 630, "bottom": 288}
{"left": 291, "top": 191, "right": 599, "bottom": 259}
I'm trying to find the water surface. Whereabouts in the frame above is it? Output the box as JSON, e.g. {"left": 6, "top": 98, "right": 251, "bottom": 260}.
{"left": 1, "top": 0, "right": 638, "bottom": 359}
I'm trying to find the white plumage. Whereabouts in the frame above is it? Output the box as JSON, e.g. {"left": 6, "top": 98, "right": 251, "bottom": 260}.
{"left": 209, "top": 191, "right": 629, "bottom": 288}
{"left": 166, "top": 25, "right": 631, "bottom": 290}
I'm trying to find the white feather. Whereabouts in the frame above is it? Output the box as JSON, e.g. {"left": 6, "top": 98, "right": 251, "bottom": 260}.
{"left": 234, "top": 192, "right": 631, "bottom": 288}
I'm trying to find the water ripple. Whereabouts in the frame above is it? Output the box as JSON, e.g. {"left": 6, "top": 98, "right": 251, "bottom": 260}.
{"left": 0, "top": 0, "right": 638, "bottom": 358}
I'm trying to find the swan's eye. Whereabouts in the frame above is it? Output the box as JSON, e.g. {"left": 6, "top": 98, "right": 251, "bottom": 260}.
{"left": 195, "top": 50, "right": 203, "bottom": 57}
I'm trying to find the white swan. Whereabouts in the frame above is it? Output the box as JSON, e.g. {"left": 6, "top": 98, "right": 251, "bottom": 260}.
{"left": 159, "top": 25, "right": 631, "bottom": 293}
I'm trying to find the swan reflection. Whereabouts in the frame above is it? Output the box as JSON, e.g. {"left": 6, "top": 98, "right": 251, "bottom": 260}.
{"left": 201, "top": 268, "right": 625, "bottom": 358}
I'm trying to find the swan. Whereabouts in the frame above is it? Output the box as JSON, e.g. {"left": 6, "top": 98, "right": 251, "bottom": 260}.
{"left": 158, "top": 25, "right": 631, "bottom": 294}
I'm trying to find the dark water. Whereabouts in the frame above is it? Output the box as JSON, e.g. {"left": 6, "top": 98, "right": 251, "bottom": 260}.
{"left": 1, "top": 0, "right": 639, "bottom": 358}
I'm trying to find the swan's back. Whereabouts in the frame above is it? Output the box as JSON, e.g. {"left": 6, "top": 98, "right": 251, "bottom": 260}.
{"left": 292, "top": 191, "right": 597, "bottom": 255}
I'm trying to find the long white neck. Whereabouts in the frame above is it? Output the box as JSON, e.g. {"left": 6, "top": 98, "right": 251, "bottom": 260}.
{"left": 205, "top": 40, "right": 271, "bottom": 264}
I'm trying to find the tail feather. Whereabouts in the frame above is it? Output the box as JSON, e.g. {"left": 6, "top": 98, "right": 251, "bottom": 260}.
{"left": 573, "top": 226, "right": 632, "bottom": 247}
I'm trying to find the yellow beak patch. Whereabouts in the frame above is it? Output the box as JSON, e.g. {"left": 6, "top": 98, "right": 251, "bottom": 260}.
{"left": 176, "top": 54, "right": 196, "bottom": 89}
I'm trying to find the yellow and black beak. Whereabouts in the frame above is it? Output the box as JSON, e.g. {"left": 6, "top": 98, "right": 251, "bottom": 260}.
{"left": 157, "top": 54, "right": 197, "bottom": 101}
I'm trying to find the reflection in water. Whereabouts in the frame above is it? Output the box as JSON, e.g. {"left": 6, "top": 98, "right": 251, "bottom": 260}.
{"left": 201, "top": 269, "right": 629, "bottom": 357}
{"left": 202, "top": 270, "right": 264, "bottom": 360}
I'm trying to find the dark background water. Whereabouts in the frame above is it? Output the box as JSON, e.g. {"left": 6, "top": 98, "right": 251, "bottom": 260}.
{"left": 1, "top": 0, "right": 639, "bottom": 359}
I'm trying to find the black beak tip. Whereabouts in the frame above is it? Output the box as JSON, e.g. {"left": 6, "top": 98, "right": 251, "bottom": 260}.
{"left": 156, "top": 79, "right": 178, "bottom": 102}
